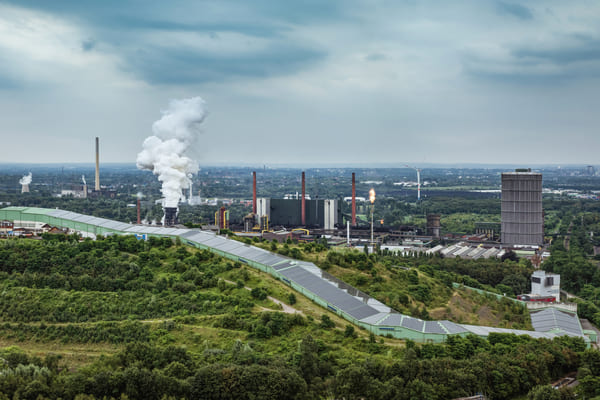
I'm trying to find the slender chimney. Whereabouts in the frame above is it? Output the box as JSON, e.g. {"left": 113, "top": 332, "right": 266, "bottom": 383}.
{"left": 252, "top": 171, "right": 257, "bottom": 214}
{"left": 352, "top": 172, "right": 356, "bottom": 226}
{"left": 95, "top": 137, "right": 100, "bottom": 191}
{"left": 137, "top": 197, "right": 141, "bottom": 224}
{"left": 301, "top": 171, "right": 306, "bottom": 226}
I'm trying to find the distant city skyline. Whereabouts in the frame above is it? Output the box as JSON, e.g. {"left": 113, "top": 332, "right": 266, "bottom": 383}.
{"left": 1, "top": 1, "right": 599, "bottom": 165}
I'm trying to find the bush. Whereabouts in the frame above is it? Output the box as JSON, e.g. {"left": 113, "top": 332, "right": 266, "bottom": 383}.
{"left": 250, "top": 287, "right": 268, "bottom": 300}
{"left": 319, "top": 315, "right": 335, "bottom": 329}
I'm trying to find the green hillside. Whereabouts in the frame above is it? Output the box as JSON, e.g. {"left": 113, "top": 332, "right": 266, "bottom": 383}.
{"left": 0, "top": 235, "right": 589, "bottom": 399}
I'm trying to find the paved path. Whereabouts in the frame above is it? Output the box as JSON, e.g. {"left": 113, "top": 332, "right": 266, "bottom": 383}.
{"left": 223, "top": 279, "right": 302, "bottom": 314}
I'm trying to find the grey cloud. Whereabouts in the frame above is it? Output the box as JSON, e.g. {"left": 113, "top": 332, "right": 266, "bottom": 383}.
{"left": 462, "top": 33, "right": 600, "bottom": 84}
{"left": 512, "top": 35, "right": 600, "bottom": 65}
{"left": 0, "top": 75, "right": 21, "bottom": 90}
{"left": 81, "top": 38, "right": 96, "bottom": 52}
{"left": 125, "top": 43, "right": 326, "bottom": 85}
{"left": 5, "top": 0, "right": 339, "bottom": 85}
{"left": 496, "top": 2, "right": 533, "bottom": 20}
{"left": 365, "top": 53, "right": 386, "bottom": 62}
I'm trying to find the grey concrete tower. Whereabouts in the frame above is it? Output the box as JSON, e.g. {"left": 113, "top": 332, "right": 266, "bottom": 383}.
{"left": 501, "top": 169, "right": 543, "bottom": 246}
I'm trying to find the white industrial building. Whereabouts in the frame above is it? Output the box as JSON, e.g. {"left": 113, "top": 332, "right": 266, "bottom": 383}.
{"left": 531, "top": 270, "right": 560, "bottom": 299}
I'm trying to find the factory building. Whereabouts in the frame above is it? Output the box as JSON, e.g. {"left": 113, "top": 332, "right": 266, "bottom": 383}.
{"left": 257, "top": 198, "right": 340, "bottom": 230}
{"left": 531, "top": 270, "right": 560, "bottom": 299}
{"left": 501, "top": 169, "right": 543, "bottom": 246}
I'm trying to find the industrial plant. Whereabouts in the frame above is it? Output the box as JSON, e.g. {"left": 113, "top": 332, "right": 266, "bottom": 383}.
{"left": 0, "top": 205, "right": 591, "bottom": 345}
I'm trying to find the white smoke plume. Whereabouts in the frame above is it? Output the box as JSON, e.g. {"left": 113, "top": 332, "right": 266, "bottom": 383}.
{"left": 19, "top": 173, "right": 32, "bottom": 185}
{"left": 136, "top": 97, "right": 207, "bottom": 208}
{"left": 81, "top": 175, "right": 86, "bottom": 185}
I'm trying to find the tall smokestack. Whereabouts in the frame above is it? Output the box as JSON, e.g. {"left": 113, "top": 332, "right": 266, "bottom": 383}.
{"left": 137, "top": 197, "right": 141, "bottom": 224}
{"left": 352, "top": 172, "right": 356, "bottom": 226}
{"left": 252, "top": 171, "right": 257, "bottom": 214}
{"left": 95, "top": 137, "right": 100, "bottom": 191}
{"left": 301, "top": 171, "right": 306, "bottom": 226}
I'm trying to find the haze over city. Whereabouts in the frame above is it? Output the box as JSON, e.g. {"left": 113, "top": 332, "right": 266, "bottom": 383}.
{"left": 1, "top": 1, "right": 599, "bottom": 165}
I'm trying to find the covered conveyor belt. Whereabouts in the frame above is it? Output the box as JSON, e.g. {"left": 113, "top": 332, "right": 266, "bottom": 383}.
{"left": 0, "top": 206, "right": 587, "bottom": 344}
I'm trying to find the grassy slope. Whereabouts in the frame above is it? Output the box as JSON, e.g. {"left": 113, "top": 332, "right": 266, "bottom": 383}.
{"left": 252, "top": 239, "right": 531, "bottom": 329}
{"left": 0, "top": 236, "right": 531, "bottom": 370}
{"left": 0, "top": 238, "right": 407, "bottom": 368}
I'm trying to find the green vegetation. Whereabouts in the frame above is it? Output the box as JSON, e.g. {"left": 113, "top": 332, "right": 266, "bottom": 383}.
{"left": 3, "top": 188, "right": 600, "bottom": 398}
{"left": 0, "top": 233, "right": 592, "bottom": 398}
{"left": 543, "top": 209, "right": 600, "bottom": 329}
{"left": 0, "top": 331, "right": 586, "bottom": 399}
{"left": 288, "top": 244, "right": 532, "bottom": 328}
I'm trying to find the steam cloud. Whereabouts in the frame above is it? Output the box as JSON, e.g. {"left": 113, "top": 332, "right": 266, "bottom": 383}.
{"left": 136, "top": 97, "right": 207, "bottom": 208}
{"left": 19, "top": 173, "right": 32, "bottom": 185}
{"left": 81, "top": 175, "right": 86, "bottom": 185}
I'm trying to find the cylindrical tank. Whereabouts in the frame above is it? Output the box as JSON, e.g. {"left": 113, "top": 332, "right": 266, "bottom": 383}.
{"left": 427, "top": 214, "right": 441, "bottom": 238}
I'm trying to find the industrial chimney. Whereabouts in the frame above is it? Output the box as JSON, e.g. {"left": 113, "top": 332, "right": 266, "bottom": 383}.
{"left": 137, "top": 197, "right": 141, "bottom": 224}
{"left": 301, "top": 171, "right": 306, "bottom": 226}
{"left": 95, "top": 137, "right": 100, "bottom": 191}
{"left": 252, "top": 171, "right": 257, "bottom": 214}
{"left": 352, "top": 172, "right": 356, "bottom": 226}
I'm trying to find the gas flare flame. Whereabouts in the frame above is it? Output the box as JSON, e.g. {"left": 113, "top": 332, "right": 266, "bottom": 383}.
{"left": 369, "top": 188, "right": 376, "bottom": 204}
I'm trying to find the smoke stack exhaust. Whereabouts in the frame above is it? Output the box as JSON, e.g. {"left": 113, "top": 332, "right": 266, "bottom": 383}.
{"left": 301, "top": 171, "right": 306, "bottom": 226}
{"left": 252, "top": 171, "right": 257, "bottom": 214}
{"left": 352, "top": 172, "right": 356, "bottom": 226}
{"left": 95, "top": 137, "right": 100, "bottom": 191}
{"left": 19, "top": 173, "right": 32, "bottom": 194}
{"left": 81, "top": 175, "right": 87, "bottom": 199}
{"left": 136, "top": 97, "right": 207, "bottom": 223}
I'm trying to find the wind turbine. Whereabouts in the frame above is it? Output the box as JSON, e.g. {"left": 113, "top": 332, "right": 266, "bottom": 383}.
{"left": 404, "top": 165, "right": 421, "bottom": 201}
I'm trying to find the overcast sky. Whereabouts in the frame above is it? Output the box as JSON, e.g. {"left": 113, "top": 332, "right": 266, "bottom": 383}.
{"left": 0, "top": 0, "right": 599, "bottom": 166}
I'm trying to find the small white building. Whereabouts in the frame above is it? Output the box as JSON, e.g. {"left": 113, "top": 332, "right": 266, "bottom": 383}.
{"left": 531, "top": 270, "right": 560, "bottom": 299}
